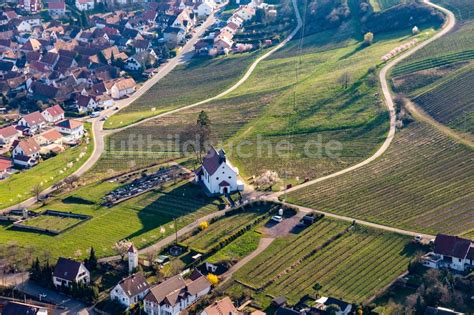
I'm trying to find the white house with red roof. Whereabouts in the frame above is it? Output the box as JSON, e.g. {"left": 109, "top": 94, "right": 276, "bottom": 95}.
{"left": 0, "top": 156, "right": 13, "bottom": 179}
{"left": 41, "top": 104, "right": 65, "bottom": 123}
{"left": 17, "top": 111, "right": 47, "bottom": 134}
{"left": 195, "top": 147, "right": 244, "bottom": 195}
{"left": 12, "top": 138, "right": 41, "bottom": 167}
{"left": 55, "top": 119, "right": 84, "bottom": 141}
{"left": 0, "top": 125, "right": 21, "bottom": 145}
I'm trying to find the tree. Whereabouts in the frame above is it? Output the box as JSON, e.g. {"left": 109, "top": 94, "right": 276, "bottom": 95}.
{"left": 326, "top": 304, "right": 341, "bottom": 315}
{"left": 113, "top": 240, "right": 132, "bottom": 261}
{"left": 338, "top": 72, "right": 352, "bottom": 89}
{"left": 364, "top": 32, "right": 374, "bottom": 45}
{"left": 31, "top": 184, "right": 42, "bottom": 202}
{"left": 412, "top": 26, "right": 420, "bottom": 35}
{"left": 87, "top": 247, "right": 97, "bottom": 270}
{"left": 254, "top": 170, "right": 280, "bottom": 190}
{"left": 181, "top": 111, "right": 213, "bottom": 165}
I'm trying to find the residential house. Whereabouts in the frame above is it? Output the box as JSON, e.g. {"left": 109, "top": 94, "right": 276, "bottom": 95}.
{"left": 314, "top": 297, "right": 352, "bottom": 315}
{"left": 55, "top": 119, "right": 85, "bottom": 141}
{"left": 76, "top": 0, "right": 95, "bottom": 11}
{"left": 2, "top": 301, "right": 48, "bottom": 315}
{"left": 111, "top": 273, "right": 151, "bottom": 308}
{"left": 12, "top": 138, "right": 41, "bottom": 167}
{"left": 48, "top": 1, "right": 67, "bottom": 16}
{"left": 234, "top": 5, "right": 256, "bottom": 21}
{"left": 76, "top": 94, "right": 98, "bottom": 113}
{"left": 110, "top": 77, "right": 136, "bottom": 99}
{"left": 35, "top": 128, "right": 63, "bottom": 146}
{"left": 0, "top": 125, "right": 20, "bottom": 145}
{"left": 422, "top": 234, "right": 474, "bottom": 272}
{"left": 197, "top": 0, "right": 216, "bottom": 17}
{"left": 41, "top": 104, "right": 65, "bottom": 123}
{"left": 164, "top": 26, "right": 185, "bottom": 46}
{"left": 17, "top": 111, "right": 47, "bottom": 134}
{"left": 195, "top": 147, "right": 244, "bottom": 195}
{"left": 53, "top": 257, "right": 90, "bottom": 288}
{"left": 19, "top": 0, "right": 42, "bottom": 13}
{"left": 125, "top": 50, "right": 157, "bottom": 71}
{"left": 201, "top": 297, "right": 241, "bottom": 315}
{"left": 143, "top": 271, "right": 212, "bottom": 315}
{"left": 0, "top": 156, "right": 13, "bottom": 179}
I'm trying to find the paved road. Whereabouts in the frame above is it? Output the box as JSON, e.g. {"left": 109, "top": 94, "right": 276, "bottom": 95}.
{"left": 273, "top": 0, "right": 456, "bottom": 200}
{"left": 1, "top": 12, "right": 218, "bottom": 213}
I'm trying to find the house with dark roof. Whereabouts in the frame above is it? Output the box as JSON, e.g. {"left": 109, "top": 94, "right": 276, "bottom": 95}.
{"left": 53, "top": 257, "right": 90, "bottom": 288}
{"left": 143, "top": 270, "right": 211, "bottom": 315}
{"left": 111, "top": 272, "right": 151, "bottom": 308}
{"left": 423, "top": 234, "right": 474, "bottom": 271}
{"left": 195, "top": 147, "right": 244, "bottom": 195}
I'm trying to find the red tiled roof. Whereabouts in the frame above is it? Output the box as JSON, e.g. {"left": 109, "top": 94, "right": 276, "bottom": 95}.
{"left": 0, "top": 125, "right": 18, "bottom": 138}
{"left": 0, "top": 156, "right": 13, "bottom": 172}
{"left": 14, "top": 138, "right": 40, "bottom": 155}
{"left": 44, "top": 104, "right": 64, "bottom": 117}
{"left": 55, "top": 119, "right": 83, "bottom": 130}
{"left": 22, "top": 111, "right": 46, "bottom": 127}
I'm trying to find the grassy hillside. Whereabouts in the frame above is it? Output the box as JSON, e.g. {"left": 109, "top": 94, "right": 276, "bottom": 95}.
{"left": 232, "top": 220, "right": 415, "bottom": 305}
{"left": 105, "top": 52, "right": 260, "bottom": 129}
{"left": 286, "top": 121, "right": 474, "bottom": 235}
{"left": 95, "top": 24, "right": 434, "bottom": 180}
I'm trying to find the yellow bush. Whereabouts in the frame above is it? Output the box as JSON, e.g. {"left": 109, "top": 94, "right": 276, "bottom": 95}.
{"left": 207, "top": 273, "right": 219, "bottom": 285}
{"left": 199, "top": 221, "right": 209, "bottom": 230}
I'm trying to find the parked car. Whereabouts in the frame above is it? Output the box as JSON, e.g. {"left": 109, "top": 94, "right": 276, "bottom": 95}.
{"left": 90, "top": 112, "right": 100, "bottom": 118}
{"left": 271, "top": 215, "right": 283, "bottom": 223}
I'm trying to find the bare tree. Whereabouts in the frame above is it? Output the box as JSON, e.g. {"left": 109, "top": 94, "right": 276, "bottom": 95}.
{"left": 31, "top": 184, "right": 42, "bottom": 202}
{"left": 338, "top": 72, "right": 352, "bottom": 89}
{"left": 180, "top": 111, "right": 213, "bottom": 167}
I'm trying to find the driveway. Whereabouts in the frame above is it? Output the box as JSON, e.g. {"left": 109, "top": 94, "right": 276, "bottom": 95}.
{"left": 17, "top": 281, "right": 93, "bottom": 315}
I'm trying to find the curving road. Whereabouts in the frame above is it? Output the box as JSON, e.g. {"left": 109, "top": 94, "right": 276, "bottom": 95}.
{"left": 272, "top": 0, "right": 456, "bottom": 200}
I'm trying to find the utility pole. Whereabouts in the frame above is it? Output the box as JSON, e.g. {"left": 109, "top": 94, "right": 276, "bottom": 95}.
{"left": 174, "top": 217, "right": 178, "bottom": 245}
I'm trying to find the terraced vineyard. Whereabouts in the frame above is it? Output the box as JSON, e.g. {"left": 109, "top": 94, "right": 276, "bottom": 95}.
{"left": 433, "top": 0, "right": 474, "bottom": 21}
{"left": 413, "top": 65, "right": 474, "bottom": 133}
{"left": 234, "top": 222, "right": 414, "bottom": 304}
{"left": 392, "top": 49, "right": 474, "bottom": 76}
{"left": 286, "top": 121, "right": 474, "bottom": 235}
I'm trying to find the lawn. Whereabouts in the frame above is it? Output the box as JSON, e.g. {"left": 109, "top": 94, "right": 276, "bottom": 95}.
{"left": 19, "top": 214, "right": 84, "bottom": 233}
{"left": 0, "top": 123, "right": 94, "bottom": 209}
{"left": 233, "top": 221, "right": 415, "bottom": 305}
{"left": 370, "top": 0, "right": 400, "bottom": 12}
{"left": 0, "top": 180, "right": 226, "bottom": 259}
{"left": 286, "top": 121, "right": 474, "bottom": 235}
{"left": 104, "top": 52, "right": 261, "bottom": 129}
{"left": 96, "top": 22, "right": 435, "bottom": 180}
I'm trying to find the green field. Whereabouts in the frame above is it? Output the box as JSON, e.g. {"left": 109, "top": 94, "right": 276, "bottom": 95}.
{"left": 96, "top": 23, "right": 434, "bottom": 180}
{"left": 105, "top": 52, "right": 260, "bottom": 129}
{"left": 233, "top": 221, "right": 414, "bottom": 305}
{"left": 0, "top": 124, "right": 93, "bottom": 209}
{"left": 0, "top": 180, "right": 225, "bottom": 259}
{"left": 19, "top": 214, "right": 84, "bottom": 233}
{"left": 286, "top": 121, "right": 474, "bottom": 235}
